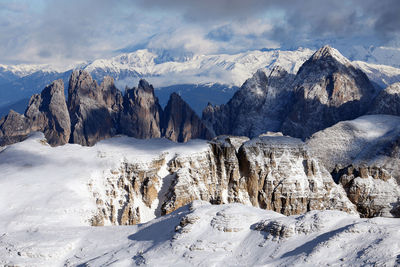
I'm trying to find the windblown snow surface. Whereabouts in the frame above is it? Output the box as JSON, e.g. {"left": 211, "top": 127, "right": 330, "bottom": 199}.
{"left": 1, "top": 134, "right": 400, "bottom": 266}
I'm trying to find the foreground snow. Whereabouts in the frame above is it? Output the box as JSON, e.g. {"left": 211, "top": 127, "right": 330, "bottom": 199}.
{"left": 1, "top": 201, "right": 400, "bottom": 266}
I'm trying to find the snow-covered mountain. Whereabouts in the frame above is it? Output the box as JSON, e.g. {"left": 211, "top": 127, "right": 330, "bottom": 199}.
{"left": 2, "top": 45, "right": 400, "bottom": 118}
{"left": 0, "top": 133, "right": 399, "bottom": 266}
{"left": 2, "top": 43, "right": 400, "bottom": 265}
{"left": 83, "top": 48, "right": 314, "bottom": 87}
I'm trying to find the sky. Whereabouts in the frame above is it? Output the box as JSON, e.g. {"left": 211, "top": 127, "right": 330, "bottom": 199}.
{"left": 1, "top": 0, "right": 400, "bottom": 66}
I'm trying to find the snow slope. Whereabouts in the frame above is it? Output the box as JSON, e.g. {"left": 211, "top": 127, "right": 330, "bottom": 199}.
{"left": 0, "top": 132, "right": 209, "bottom": 231}
{"left": 353, "top": 60, "right": 400, "bottom": 88}
{"left": 307, "top": 115, "right": 400, "bottom": 172}
{"left": 2, "top": 201, "right": 400, "bottom": 266}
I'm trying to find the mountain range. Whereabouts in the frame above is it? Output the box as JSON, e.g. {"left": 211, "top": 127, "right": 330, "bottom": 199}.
{"left": 1, "top": 44, "right": 400, "bottom": 265}
{"left": 2, "top": 45, "right": 400, "bottom": 117}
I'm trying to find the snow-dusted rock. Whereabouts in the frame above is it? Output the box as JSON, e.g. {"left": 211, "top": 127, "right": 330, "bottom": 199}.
{"left": 369, "top": 82, "right": 400, "bottom": 116}
{"left": 203, "top": 66, "right": 296, "bottom": 138}
{"left": 308, "top": 115, "right": 400, "bottom": 217}
{"left": 162, "top": 135, "right": 357, "bottom": 216}
{"left": 282, "top": 45, "right": 377, "bottom": 139}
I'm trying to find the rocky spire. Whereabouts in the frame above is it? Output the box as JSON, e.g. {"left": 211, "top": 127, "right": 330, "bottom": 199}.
{"left": 0, "top": 79, "right": 70, "bottom": 146}
{"left": 163, "top": 92, "right": 214, "bottom": 142}
{"left": 67, "top": 70, "right": 122, "bottom": 146}
{"left": 119, "top": 79, "right": 163, "bottom": 139}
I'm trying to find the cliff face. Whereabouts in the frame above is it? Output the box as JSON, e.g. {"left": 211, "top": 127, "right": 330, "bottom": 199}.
{"left": 162, "top": 136, "right": 356, "bottom": 216}
{"left": 89, "top": 135, "right": 356, "bottom": 226}
{"left": 0, "top": 79, "right": 70, "bottom": 146}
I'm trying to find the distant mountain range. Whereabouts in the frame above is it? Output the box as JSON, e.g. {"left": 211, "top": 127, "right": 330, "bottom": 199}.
{"left": 2, "top": 46, "right": 400, "bottom": 117}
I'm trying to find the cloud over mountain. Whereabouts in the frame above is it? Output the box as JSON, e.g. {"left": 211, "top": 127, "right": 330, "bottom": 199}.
{"left": 1, "top": 0, "right": 400, "bottom": 65}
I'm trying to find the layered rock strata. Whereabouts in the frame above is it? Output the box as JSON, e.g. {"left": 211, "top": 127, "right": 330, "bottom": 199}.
{"left": 89, "top": 135, "right": 357, "bottom": 226}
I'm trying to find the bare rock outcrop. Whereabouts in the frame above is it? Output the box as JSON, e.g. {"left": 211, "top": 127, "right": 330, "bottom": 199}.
{"left": 202, "top": 67, "right": 296, "bottom": 138}
{"left": 333, "top": 165, "right": 400, "bottom": 217}
{"left": 119, "top": 79, "right": 162, "bottom": 139}
{"left": 163, "top": 93, "right": 214, "bottom": 142}
{"left": 0, "top": 79, "right": 70, "bottom": 146}
{"left": 67, "top": 70, "right": 122, "bottom": 146}
{"left": 161, "top": 135, "right": 356, "bottom": 216}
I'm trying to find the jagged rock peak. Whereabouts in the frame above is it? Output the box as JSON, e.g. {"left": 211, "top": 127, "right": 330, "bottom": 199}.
{"left": 281, "top": 45, "right": 376, "bottom": 139}
{"left": 32, "top": 79, "right": 71, "bottom": 146}
{"left": 163, "top": 92, "right": 214, "bottom": 142}
{"left": 119, "top": 79, "right": 162, "bottom": 139}
{"left": 310, "top": 45, "right": 350, "bottom": 65}
{"left": 67, "top": 70, "right": 121, "bottom": 146}
{"left": 0, "top": 79, "right": 70, "bottom": 146}
{"left": 242, "top": 69, "right": 268, "bottom": 93}
{"left": 68, "top": 70, "right": 97, "bottom": 96}
{"left": 138, "top": 79, "right": 154, "bottom": 93}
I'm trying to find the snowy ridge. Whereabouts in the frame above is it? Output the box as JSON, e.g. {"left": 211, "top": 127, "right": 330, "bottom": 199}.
{"left": 0, "top": 64, "right": 67, "bottom": 78}
{"left": 2, "top": 46, "right": 400, "bottom": 90}
{"left": 353, "top": 60, "right": 400, "bottom": 88}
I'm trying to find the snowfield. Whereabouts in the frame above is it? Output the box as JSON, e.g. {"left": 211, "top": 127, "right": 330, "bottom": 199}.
{"left": 0, "top": 133, "right": 400, "bottom": 266}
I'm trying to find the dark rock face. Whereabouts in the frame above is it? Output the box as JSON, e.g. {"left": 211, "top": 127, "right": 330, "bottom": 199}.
{"left": 0, "top": 110, "right": 31, "bottom": 145}
{"left": 368, "top": 82, "right": 400, "bottom": 116}
{"left": 0, "top": 79, "right": 70, "bottom": 146}
{"left": 1, "top": 70, "right": 215, "bottom": 147}
{"left": 203, "top": 67, "right": 295, "bottom": 138}
{"left": 67, "top": 70, "right": 122, "bottom": 146}
{"left": 163, "top": 93, "right": 213, "bottom": 142}
{"left": 119, "top": 80, "right": 162, "bottom": 139}
{"left": 281, "top": 45, "right": 376, "bottom": 139}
